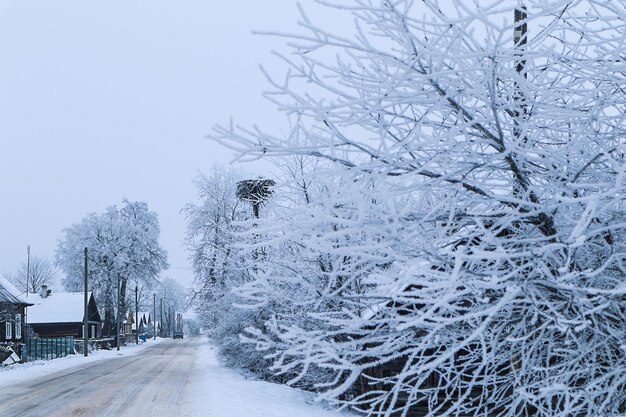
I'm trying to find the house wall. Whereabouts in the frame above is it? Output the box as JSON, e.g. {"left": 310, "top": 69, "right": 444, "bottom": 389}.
{"left": 0, "top": 302, "right": 28, "bottom": 357}
{"left": 31, "top": 322, "right": 100, "bottom": 339}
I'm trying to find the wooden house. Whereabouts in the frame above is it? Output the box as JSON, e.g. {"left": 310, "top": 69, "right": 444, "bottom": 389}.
{"left": 0, "top": 275, "right": 33, "bottom": 362}
{"left": 132, "top": 311, "right": 151, "bottom": 335}
{"left": 27, "top": 286, "right": 102, "bottom": 339}
{"left": 353, "top": 285, "right": 508, "bottom": 417}
{"left": 124, "top": 311, "right": 152, "bottom": 342}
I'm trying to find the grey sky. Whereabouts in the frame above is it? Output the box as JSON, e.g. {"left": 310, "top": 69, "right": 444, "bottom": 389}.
{"left": 0, "top": 1, "right": 309, "bottom": 288}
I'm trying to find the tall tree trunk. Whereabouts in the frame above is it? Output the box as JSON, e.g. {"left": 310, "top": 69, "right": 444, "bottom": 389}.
{"left": 120, "top": 276, "right": 127, "bottom": 317}
{"left": 102, "top": 289, "right": 114, "bottom": 337}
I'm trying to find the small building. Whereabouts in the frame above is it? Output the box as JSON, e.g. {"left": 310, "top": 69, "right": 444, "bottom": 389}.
{"left": 138, "top": 313, "right": 160, "bottom": 338}
{"left": 136, "top": 312, "right": 160, "bottom": 337}
{"left": 0, "top": 275, "right": 33, "bottom": 361}
{"left": 124, "top": 310, "right": 153, "bottom": 340}
{"left": 133, "top": 311, "right": 152, "bottom": 334}
{"left": 27, "top": 285, "right": 102, "bottom": 339}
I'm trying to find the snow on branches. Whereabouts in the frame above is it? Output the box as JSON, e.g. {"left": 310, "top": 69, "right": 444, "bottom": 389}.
{"left": 56, "top": 200, "right": 168, "bottom": 336}
{"left": 209, "top": 1, "right": 626, "bottom": 416}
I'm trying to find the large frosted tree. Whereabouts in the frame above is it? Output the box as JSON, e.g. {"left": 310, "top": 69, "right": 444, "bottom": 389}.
{"left": 56, "top": 200, "right": 168, "bottom": 336}
{"left": 183, "top": 167, "right": 277, "bottom": 374}
{"left": 212, "top": 1, "right": 626, "bottom": 416}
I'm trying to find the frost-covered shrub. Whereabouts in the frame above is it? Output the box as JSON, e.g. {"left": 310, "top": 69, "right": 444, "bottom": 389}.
{"left": 210, "top": 1, "right": 626, "bottom": 416}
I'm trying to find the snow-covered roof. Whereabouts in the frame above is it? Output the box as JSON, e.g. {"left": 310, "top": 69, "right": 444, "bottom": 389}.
{"left": 0, "top": 275, "right": 31, "bottom": 305}
{"left": 139, "top": 311, "right": 151, "bottom": 323}
{"left": 131, "top": 311, "right": 151, "bottom": 330}
{"left": 28, "top": 292, "right": 95, "bottom": 324}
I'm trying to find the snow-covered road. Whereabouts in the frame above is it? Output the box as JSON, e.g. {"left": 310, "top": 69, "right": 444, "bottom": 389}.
{"left": 0, "top": 337, "right": 346, "bottom": 417}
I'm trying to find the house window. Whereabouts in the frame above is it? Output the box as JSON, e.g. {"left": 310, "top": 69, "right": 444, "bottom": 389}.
{"left": 5, "top": 315, "right": 12, "bottom": 340}
{"left": 15, "top": 314, "right": 21, "bottom": 339}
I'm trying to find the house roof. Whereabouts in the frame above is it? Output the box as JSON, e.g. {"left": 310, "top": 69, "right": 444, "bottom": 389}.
{"left": 132, "top": 311, "right": 151, "bottom": 330}
{"left": 0, "top": 275, "right": 32, "bottom": 306}
{"left": 28, "top": 292, "right": 98, "bottom": 324}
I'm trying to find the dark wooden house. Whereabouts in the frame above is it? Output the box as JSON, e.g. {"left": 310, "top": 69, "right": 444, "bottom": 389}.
{"left": 131, "top": 311, "right": 151, "bottom": 335}
{"left": 353, "top": 286, "right": 508, "bottom": 417}
{"left": 27, "top": 286, "right": 102, "bottom": 339}
{"left": 0, "top": 275, "right": 33, "bottom": 362}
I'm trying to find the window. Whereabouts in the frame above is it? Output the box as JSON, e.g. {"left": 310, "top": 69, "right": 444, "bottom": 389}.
{"left": 5, "top": 315, "right": 12, "bottom": 340}
{"left": 15, "top": 314, "right": 21, "bottom": 339}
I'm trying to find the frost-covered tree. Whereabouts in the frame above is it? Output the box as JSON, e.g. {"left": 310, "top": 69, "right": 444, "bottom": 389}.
{"left": 56, "top": 200, "right": 168, "bottom": 336}
{"left": 211, "top": 1, "right": 626, "bottom": 416}
{"left": 184, "top": 168, "right": 246, "bottom": 293}
{"left": 154, "top": 276, "right": 187, "bottom": 336}
{"left": 183, "top": 317, "right": 203, "bottom": 336}
{"left": 183, "top": 167, "right": 283, "bottom": 376}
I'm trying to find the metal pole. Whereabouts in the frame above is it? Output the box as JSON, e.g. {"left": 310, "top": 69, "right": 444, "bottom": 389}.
{"left": 153, "top": 293, "right": 156, "bottom": 341}
{"left": 135, "top": 285, "right": 139, "bottom": 344}
{"left": 116, "top": 276, "right": 120, "bottom": 351}
{"left": 83, "top": 248, "right": 88, "bottom": 357}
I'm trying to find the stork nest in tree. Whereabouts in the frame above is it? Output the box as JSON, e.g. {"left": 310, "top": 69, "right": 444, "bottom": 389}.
{"left": 236, "top": 179, "right": 275, "bottom": 203}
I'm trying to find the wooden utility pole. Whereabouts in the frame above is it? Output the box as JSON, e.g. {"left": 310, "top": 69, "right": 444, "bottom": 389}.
{"left": 511, "top": 2, "right": 529, "bottom": 201}
{"left": 135, "top": 285, "right": 139, "bottom": 344}
{"left": 153, "top": 293, "right": 156, "bottom": 341}
{"left": 116, "top": 277, "right": 121, "bottom": 351}
{"left": 236, "top": 179, "right": 275, "bottom": 219}
{"left": 83, "top": 248, "right": 88, "bottom": 357}
{"left": 514, "top": 5, "right": 528, "bottom": 75}
{"left": 236, "top": 179, "right": 275, "bottom": 269}
{"left": 26, "top": 245, "right": 30, "bottom": 298}
{"left": 513, "top": 4, "right": 528, "bottom": 128}
{"left": 160, "top": 299, "right": 163, "bottom": 338}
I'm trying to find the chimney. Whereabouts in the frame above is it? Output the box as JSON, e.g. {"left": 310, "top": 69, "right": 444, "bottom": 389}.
{"left": 40, "top": 284, "right": 50, "bottom": 298}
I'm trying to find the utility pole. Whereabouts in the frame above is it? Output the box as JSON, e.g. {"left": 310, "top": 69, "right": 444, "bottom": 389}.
{"left": 83, "top": 248, "right": 88, "bottom": 357}
{"left": 514, "top": 4, "right": 528, "bottom": 77}
{"left": 236, "top": 179, "right": 275, "bottom": 269}
{"left": 26, "top": 245, "right": 30, "bottom": 298}
{"left": 116, "top": 276, "right": 121, "bottom": 351}
{"left": 160, "top": 299, "right": 163, "bottom": 338}
{"left": 169, "top": 305, "right": 173, "bottom": 338}
{"left": 236, "top": 179, "right": 275, "bottom": 220}
{"left": 135, "top": 285, "right": 138, "bottom": 345}
{"left": 513, "top": 3, "right": 528, "bottom": 136}
{"left": 153, "top": 293, "right": 156, "bottom": 341}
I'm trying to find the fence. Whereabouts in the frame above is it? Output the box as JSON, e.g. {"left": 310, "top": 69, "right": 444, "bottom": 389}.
{"left": 23, "top": 337, "right": 75, "bottom": 361}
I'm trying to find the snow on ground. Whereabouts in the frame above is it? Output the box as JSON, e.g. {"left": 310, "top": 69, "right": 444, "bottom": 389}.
{"left": 181, "top": 341, "right": 351, "bottom": 417}
{"left": 0, "top": 337, "right": 165, "bottom": 389}
{"left": 1, "top": 338, "right": 351, "bottom": 416}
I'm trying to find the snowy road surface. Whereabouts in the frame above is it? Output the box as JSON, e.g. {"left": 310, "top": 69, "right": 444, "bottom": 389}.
{"left": 0, "top": 337, "right": 345, "bottom": 417}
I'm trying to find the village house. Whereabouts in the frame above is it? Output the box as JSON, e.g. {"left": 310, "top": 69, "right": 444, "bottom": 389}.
{"left": 27, "top": 285, "right": 102, "bottom": 339}
{"left": 131, "top": 311, "right": 152, "bottom": 334}
{"left": 0, "top": 275, "right": 32, "bottom": 362}
{"left": 123, "top": 311, "right": 153, "bottom": 342}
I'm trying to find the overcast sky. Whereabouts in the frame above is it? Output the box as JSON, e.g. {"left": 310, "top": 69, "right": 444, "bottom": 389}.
{"left": 0, "top": 1, "right": 316, "bottom": 288}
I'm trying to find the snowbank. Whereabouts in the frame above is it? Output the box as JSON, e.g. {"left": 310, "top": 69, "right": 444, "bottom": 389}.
{"left": 0, "top": 337, "right": 165, "bottom": 388}
{"left": 180, "top": 341, "right": 349, "bottom": 417}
